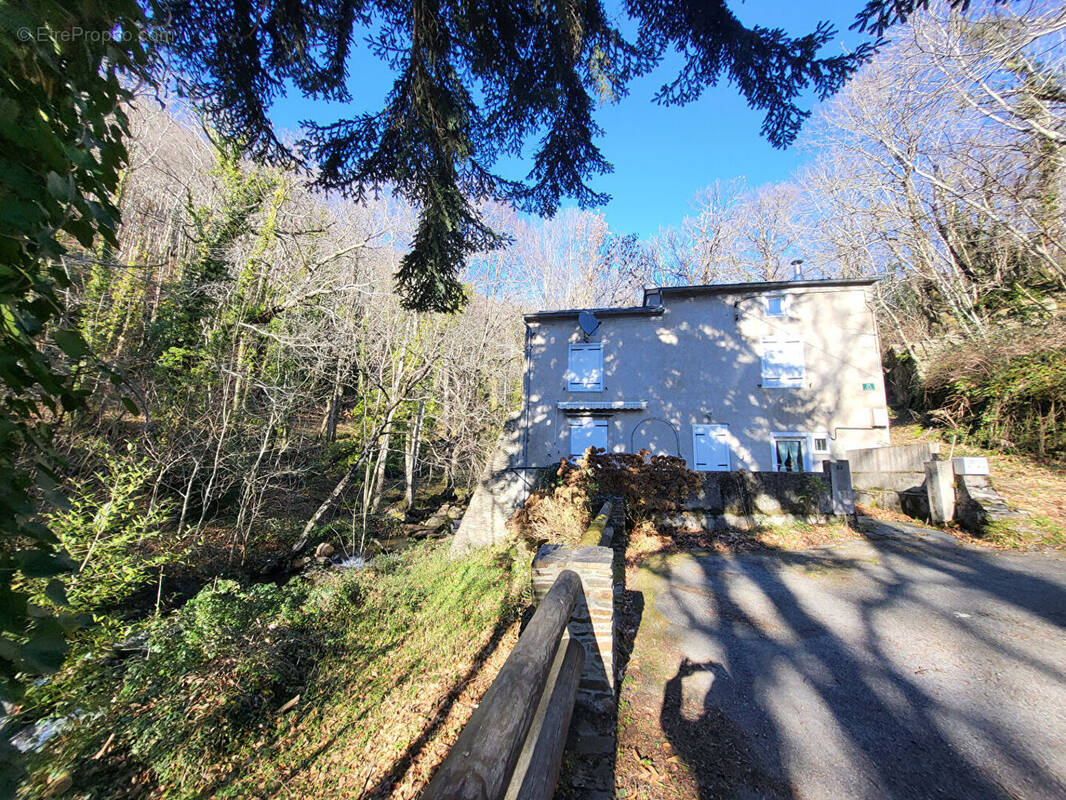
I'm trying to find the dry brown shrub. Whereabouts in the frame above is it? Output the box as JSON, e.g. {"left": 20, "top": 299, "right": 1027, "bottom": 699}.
{"left": 508, "top": 459, "right": 592, "bottom": 547}
{"left": 584, "top": 448, "right": 702, "bottom": 515}
{"left": 509, "top": 448, "right": 704, "bottom": 547}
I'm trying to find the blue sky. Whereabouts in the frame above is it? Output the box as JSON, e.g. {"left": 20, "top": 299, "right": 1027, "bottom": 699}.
{"left": 269, "top": 1, "right": 873, "bottom": 238}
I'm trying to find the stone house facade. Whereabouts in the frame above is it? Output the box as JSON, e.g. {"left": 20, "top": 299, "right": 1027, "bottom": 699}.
{"left": 520, "top": 278, "right": 891, "bottom": 473}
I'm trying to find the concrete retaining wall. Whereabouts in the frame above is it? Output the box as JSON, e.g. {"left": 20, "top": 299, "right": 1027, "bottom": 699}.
{"left": 846, "top": 442, "right": 939, "bottom": 516}
{"left": 451, "top": 415, "right": 537, "bottom": 554}
{"left": 847, "top": 442, "right": 940, "bottom": 473}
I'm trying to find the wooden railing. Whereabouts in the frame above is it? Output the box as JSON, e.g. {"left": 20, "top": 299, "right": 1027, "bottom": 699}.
{"left": 422, "top": 569, "right": 586, "bottom": 800}
{"left": 424, "top": 500, "right": 619, "bottom": 800}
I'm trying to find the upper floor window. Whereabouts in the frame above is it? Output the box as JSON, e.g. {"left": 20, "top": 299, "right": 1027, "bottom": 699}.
{"left": 567, "top": 342, "right": 603, "bottom": 392}
{"left": 764, "top": 293, "right": 788, "bottom": 317}
{"left": 761, "top": 339, "right": 805, "bottom": 388}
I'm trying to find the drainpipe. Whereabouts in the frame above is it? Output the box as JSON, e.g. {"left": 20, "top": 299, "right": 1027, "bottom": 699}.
{"left": 522, "top": 321, "right": 532, "bottom": 469}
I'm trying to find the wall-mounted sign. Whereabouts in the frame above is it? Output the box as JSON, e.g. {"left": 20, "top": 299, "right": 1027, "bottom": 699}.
{"left": 862, "top": 382, "right": 876, "bottom": 391}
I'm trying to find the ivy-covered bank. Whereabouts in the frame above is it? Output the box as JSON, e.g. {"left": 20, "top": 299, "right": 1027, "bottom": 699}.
{"left": 17, "top": 542, "right": 526, "bottom": 799}
{"left": 927, "top": 345, "right": 1066, "bottom": 461}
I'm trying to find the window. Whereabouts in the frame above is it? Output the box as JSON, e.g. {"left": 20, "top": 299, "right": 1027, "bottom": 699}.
{"left": 770, "top": 432, "right": 827, "bottom": 472}
{"left": 765, "top": 294, "right": 787, "bottom": 316}
{"left": 761, "top": 339, "right": 805, "bottom": 388}
{"left": 775, "top": 440, "right": 804, "bottom": 472}
{"left": 569, "top": 417, "right": 608, "bottom": 457}
{"left": 774, "top": 437, "right": 805, "bottom": 472}
{"left": 567, "top": 343, "right": 603, "bottom": 392}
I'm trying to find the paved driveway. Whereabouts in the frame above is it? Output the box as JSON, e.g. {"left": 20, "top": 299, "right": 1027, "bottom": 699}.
{"left": 626, "top": 521, "right": 1066, "bottom": 800}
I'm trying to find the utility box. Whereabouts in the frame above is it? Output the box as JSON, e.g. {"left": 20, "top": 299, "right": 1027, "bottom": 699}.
{"left": 953, "top": 456, "right": 990, "bottom": 476}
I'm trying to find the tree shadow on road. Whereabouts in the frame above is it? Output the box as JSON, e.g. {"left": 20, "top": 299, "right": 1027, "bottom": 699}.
{"left": 650, "top": 527, "right": 1066, "bottom": 799}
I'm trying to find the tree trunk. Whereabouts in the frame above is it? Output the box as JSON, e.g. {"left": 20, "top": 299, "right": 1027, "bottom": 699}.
{"left": 404, "top": 400, "right": 425, "bottom": 509}
{"left": 292, "top": 451, "right": 367, "bottom": 556}
{"left": 369, "top": 408, "right": 396, "bottom": 514}
{"left": 319, "top": 355, "right": 344, "bottom": 442}
{"left": 447, "top": 445, "right": 461, "bottom": 490}
{"left": 176, "top": 458, "right": 201, "bottom": 539}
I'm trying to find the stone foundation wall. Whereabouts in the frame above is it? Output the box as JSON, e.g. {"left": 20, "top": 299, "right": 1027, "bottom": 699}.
{"left": 659, "top": 466, "right": 854, "bottom": 529}
{"left": 684, "top": 471, "right": 833, "bottom": 516}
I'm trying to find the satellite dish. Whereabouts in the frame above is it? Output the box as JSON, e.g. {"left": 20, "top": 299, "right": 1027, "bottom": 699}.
{"left": 578, "top": 310, "right": 600, "bottom": 337}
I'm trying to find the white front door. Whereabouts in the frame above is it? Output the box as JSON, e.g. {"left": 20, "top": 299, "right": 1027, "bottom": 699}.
{"left": 692, "top": 424, "right": 731, "bottom": 471}
{"left": 569, "top": 417, "right": 608, "bottom": 457}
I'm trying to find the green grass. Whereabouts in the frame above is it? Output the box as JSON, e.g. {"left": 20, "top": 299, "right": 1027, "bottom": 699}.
{"left": 977, "top": 515, "right": 1066, "bottom": 550}
{"left": 20, "top": 540, "right": 527, "bottom": 799}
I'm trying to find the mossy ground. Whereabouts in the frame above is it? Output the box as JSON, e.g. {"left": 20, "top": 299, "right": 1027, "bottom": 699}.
{"left": 969, "top": 516, "right": 1066, "bottom": 550}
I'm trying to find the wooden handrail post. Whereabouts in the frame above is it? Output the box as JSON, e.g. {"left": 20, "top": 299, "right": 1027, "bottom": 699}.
{"left": 424, "top": 499, "right": 625, "bottom": 799}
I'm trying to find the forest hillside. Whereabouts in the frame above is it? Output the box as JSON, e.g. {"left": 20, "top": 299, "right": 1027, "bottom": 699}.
{"left": 3, "top": 1, "right": 1064, "bottom": 797}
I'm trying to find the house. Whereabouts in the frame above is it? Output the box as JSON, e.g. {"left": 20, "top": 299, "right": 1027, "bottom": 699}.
{"left": 519, "top": 278, "right": 891, "bottom": 473}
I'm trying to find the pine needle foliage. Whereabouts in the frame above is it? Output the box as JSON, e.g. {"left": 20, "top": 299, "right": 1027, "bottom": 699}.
{"left": 152, "top": 0, "right": 945, "bottom": 313}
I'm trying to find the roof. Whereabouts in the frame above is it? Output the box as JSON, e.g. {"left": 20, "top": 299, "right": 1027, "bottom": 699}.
{"left": 522, "top": 304, "right": 664, "bottom": 323}
{"left": 643, "top": 278, "right": 877, "bottom": 305}
{"left": 522, "top": 278, "right": 877, "bottom": 322}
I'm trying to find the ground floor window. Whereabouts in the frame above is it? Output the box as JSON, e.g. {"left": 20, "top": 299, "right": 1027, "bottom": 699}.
{"left": 569, "top": 417, "right": 608, "bottom": 457}
{"left": 774, "top": 437, "right": 806, "bottom": 472}
{"left": 770, "top": 431, "right": 828, "bottom": 472}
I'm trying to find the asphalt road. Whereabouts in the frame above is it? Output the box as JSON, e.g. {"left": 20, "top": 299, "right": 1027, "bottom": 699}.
{"left": 647, "top": 521, "right": 1066, "bottom": 800}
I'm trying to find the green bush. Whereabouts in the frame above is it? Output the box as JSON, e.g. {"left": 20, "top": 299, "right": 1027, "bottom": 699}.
{"left": 112, "top": 579, "right": 325, "bottom": 791}
{"left": 43, "top": 446, "right": 170, "bottom": 612}
{"left": 932, "top": 345, "right": 1066, "bottom": 460}
{"left": 21, "top": 576, "right": 333, "bottom": 798}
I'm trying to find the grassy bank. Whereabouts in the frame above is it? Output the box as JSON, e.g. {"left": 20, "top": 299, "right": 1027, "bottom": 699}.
{"left": 18, "top": 541, "right": 526, "bottom": 799}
